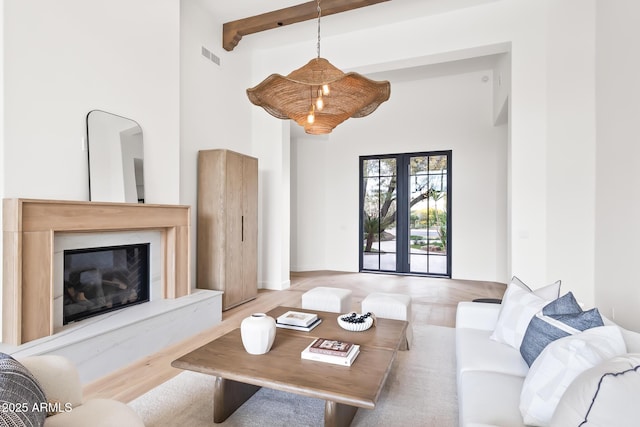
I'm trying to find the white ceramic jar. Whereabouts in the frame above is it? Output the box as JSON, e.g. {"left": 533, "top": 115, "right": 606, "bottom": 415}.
{"left": 240, "top": 313, "right": 276, "bottom": 355}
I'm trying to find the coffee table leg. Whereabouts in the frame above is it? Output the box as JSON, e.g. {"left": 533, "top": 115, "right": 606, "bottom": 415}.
{"left": 324, "top": 400, "right": 358, "bottom": 427}
{"left": 212, "top": 377, "right": 261, "bottom": 423}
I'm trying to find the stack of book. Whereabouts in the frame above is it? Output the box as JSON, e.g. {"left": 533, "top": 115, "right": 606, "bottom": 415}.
{"left": 276, "top": 310, "right": 322, "bottom": 331}
{"left": 301, "top": 338, "right": 360, "bottom": 366}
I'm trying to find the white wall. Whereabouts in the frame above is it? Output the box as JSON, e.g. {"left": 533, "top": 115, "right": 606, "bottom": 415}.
{"left": 291, "top": 69, "right": 508, "bottom": 282}
{"left": 0, "top": 1, "right": 4, "bottom": 196}
{"left": 179, "top": 0, "right": 254, "bottom": 286}
{"left": 0, "top": 1, "right": 4, "bottom": 291}
{"left": 253, "top": 0, "right": 551, "bottom": 289}
{"left": 252, "top": 116, "right": 292, "bottom": 290}
{"left": 180, "top": 1, "right": 295, "bottom": 290}
{"left": 253, "top": 0, "right": 605, "bottom": 311}
{"left": 290, "top": 132, "right": 329, "bottom": 272}
{"left": 2, "top": 0, "right": 180, "bottom": 203}
{"left": 594, "top": 0, "right": 640, "bottom": 331}
{"left": 492, "top": 52, "right": 510, "bottom": 125}
{"left": 545, "top": 1, "right": 597, "bottom": 306}
{"left": 0, "top": 0, "right": 180, "bottom": 340}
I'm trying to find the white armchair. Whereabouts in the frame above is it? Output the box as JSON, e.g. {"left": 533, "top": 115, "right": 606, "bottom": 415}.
{"left": 18, "top": 355, "right": 144, "bottom": 427}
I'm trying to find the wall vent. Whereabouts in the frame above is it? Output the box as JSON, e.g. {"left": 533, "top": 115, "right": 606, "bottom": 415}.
{"left": 201, "top": 46, "right": 221, "bottom": 66}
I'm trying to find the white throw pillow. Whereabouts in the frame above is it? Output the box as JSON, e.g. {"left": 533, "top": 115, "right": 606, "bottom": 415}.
{"left": 551, "top": 353, "right": 640, "bottom": 427}
{"left": 511, "top": 276, "right": 561, "bottom": 301}
{"left": 519, "top": 326, "right": 627, "bottom": 426}
{"left": 490, "top": 281, "right": 551, "bottom": 349}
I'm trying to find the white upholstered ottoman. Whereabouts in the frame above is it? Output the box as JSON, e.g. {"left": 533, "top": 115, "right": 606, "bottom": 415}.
{"left": 301, "top": 287, "right": 352, "bottom": 313}
{"left": 361, "top": 292, "right": 413, "bottom": 349}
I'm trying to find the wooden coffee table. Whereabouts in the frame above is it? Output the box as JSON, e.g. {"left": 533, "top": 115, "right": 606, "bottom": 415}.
{"left": 171, "top": 306, "right": 408, "bottom": 426}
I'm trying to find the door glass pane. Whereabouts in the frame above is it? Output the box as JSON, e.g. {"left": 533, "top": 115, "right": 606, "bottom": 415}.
{"left": 361, "top": 152, "right": 450, "bottom": 277}
{"left": 363, "top": 176, "right": 380, "bottom": 270}
{"left": 409, "top": 155, "right": 448, "bottom": 274}
{"left": 362, "top": 158, "right": 397, "bottom": 272}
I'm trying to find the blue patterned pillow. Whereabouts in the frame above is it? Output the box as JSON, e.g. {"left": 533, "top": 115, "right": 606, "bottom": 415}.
{"left": 0, "top": 353, "right": 47, "bottom": 426}
{"left": 520, "top": 292, "right": 604, "bottom": 366}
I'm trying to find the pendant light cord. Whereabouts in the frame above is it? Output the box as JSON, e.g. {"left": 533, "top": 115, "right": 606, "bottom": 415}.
{"left": 316, "top": 0, "right": 322, "bottom": 58}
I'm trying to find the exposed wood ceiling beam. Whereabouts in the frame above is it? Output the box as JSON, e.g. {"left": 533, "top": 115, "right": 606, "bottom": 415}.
{"left": 223, "top": 0, "right": 390, "bottom": 52}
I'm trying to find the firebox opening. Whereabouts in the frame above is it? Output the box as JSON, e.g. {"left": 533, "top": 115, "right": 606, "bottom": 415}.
{"left": 63, "top": 243, "right": 150, "bottom": 325}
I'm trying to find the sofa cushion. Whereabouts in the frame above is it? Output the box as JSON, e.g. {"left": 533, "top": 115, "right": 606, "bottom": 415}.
{"left": 459, "top": 370, "right": 526, "bottom": 427}
{"left": 456, "top": 328, "right": 529, "bottom": 382}
{"left": 520, "top": 292, "right": 604, "bottom": 366}
{"left": 550, "top": 353, "right": 640, "bottom": 427}
{"left": 19, "top": 355, "right": 84, "bottom": 411}
{"left": 455, "top": 302, "right": 502, "bottom": 331}
{"left": 0, "top": 353, "right": 47, "bottom": 427}
{"left": 620, "top": 326, "right": 640, "bottom": 352}
{"left": 490, "top": 282, "right": 551, "bottom": 350}
{"left": 510, "top": 276, "right": 561, "bottom": 301}
{"left": 519, "top": 326, "right": 627, "bottom": 427}
{"left": 45, "top": 398, "right": 145, "bottom": 427}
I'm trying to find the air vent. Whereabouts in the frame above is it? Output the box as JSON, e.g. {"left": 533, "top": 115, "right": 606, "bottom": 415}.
{"left": 201, "top": 46, "right": 221, "bottom": 66}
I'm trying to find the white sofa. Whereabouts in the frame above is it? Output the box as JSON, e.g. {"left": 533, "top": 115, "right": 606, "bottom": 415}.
{"left": 18, "top": 355, "right": 145, "bottom": 427}
{"left": 455, "top": 301, "right": 640, "bottom": 427}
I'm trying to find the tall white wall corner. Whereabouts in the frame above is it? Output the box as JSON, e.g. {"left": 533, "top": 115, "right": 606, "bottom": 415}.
{"left": 493, "top": 51, "right": 511, "bottom": 126}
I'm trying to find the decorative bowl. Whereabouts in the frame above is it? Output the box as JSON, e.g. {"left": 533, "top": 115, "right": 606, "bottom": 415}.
{"left": 337, "top": 312, "right": 374, "bottom": 332}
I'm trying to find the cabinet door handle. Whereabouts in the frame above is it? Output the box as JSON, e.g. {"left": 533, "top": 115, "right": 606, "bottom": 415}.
{"left": 241, "top": 215, "right": 244, "bottom": 242}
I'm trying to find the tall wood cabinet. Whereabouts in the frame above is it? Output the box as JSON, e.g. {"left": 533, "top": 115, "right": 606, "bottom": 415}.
{"left": 197, "top": 149, "right": 258, "bottom": 310}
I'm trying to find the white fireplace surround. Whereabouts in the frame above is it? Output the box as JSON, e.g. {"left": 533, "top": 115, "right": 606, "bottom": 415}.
{"left": 53, "top": 231, "right": 162, "bottom": 331}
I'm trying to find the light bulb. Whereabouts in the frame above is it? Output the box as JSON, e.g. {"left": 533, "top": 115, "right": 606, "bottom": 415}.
{"left": 316, "top": 90, "right": 324, "bottom": 111}
{"left": 307, "top": 105, "right": 315, "bottom": 124}
{"left": 322, "top": 84, "right": 329, "bottom": 95}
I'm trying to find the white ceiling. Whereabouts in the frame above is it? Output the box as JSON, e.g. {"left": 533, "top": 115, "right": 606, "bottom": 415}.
{"left": 199, "top": 1, "right": 506, "bottom": 138}
{"left": 197, "top": 0, "right": 506, "bottom": 92}
{"left": 199, "top": 0, "right": 501, "bottom": 51}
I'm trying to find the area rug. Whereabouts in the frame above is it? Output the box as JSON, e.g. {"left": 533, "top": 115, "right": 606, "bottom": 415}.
{"left": 128, "top": 324, "right": 458, "bottom": 427}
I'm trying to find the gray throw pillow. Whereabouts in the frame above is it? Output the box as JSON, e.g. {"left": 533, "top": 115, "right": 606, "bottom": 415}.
{"left": 0, "top": 353, "right": 47, "bottom": 427}
{"left": 520, "top": 292, "right": 604, "bottom": 366}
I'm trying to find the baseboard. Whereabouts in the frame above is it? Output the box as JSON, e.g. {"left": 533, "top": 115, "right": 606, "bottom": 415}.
{"left": 259, "top": 279, "right": 291, "bottom": 291}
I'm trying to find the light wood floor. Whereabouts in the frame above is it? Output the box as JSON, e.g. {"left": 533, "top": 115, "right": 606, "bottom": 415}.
{"left": 83, "top": 271, "right": 505, "bottom": 403}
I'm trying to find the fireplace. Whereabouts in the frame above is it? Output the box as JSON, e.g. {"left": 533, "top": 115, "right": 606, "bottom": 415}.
{"left": 3, "top": 199, "right": 192, "bottom": 345}
{"left": 63, "top": 244, "right": 150, "bottom": 325}
{"left": 2, "top": 199, "right": 224, "bottom": 384}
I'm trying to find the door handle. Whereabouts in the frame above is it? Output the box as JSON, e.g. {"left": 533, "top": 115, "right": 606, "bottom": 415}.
{"left": 241, "top": 215, "right": 244, "bottom": 242}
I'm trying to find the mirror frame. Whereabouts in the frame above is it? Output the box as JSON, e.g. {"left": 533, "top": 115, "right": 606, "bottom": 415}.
{"left": 86, "top": 110, "right": 144, "bottom": 203}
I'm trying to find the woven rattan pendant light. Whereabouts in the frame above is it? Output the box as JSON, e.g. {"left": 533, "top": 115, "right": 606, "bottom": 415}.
{"left": 246, "top": 0, "right": 390, "bottom": 135}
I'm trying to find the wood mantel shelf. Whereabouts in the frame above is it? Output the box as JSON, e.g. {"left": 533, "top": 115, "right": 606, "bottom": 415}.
{"left": 2, "top": 199, "right": 191, "bottom": 345}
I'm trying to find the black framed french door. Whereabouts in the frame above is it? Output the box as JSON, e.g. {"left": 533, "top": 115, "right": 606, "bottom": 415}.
{"left": 359, "top": 151, "right": 451, "bottom": 277}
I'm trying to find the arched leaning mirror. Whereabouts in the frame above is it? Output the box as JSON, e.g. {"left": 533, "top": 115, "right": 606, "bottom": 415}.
{"left": 87, "top": 110, "right": 144, "bottom": 203}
